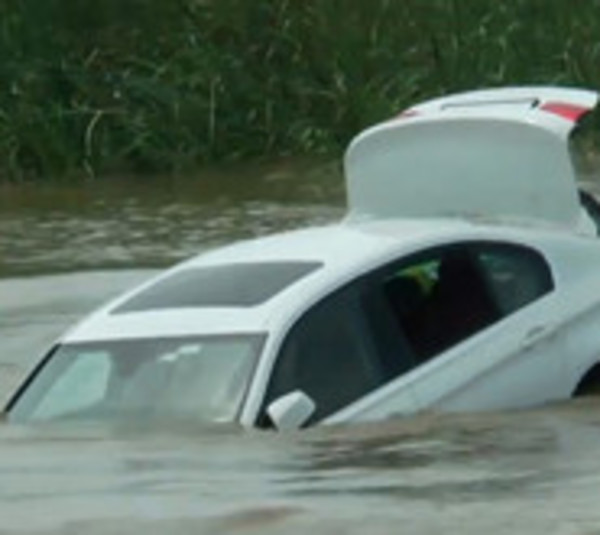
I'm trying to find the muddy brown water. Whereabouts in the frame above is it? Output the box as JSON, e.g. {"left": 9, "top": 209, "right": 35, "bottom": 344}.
{"left": 2, "top": 165, "right": 600, "bottom": 534}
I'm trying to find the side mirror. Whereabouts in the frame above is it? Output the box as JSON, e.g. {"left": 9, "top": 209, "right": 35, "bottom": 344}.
{"left": 267, "top": 390, "right": 316, "bottom": 431}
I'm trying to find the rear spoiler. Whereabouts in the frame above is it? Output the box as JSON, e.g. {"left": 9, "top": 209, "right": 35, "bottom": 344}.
{"left": 397, "top": 86, "right": 598, "bottom": 137}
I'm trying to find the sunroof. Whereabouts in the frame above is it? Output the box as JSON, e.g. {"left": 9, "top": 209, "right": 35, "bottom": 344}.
{"left": 113, "top": 261, "right": 322, "bottom": 313}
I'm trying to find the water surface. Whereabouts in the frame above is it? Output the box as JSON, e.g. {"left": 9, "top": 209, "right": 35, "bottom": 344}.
{"left": 1, "top": 165, "right": 600, "bottom": 534}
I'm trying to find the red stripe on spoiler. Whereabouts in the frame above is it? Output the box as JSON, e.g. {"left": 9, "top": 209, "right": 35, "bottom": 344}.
{"left": 540, "top": 102, "right": 591, "bottom": 122}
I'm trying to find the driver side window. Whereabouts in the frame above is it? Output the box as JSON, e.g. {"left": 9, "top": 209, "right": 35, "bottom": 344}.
{"left": 261, "top": 283, "right": 386, "bottom": 424}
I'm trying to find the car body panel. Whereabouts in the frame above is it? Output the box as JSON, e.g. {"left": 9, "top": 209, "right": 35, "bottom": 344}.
{"left": 410, "top": 295, "right": 566, "bottom": 410}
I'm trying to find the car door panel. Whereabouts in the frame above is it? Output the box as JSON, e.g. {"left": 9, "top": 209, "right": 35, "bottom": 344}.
{"left": 337, "top": 240, "right": 562, "bottom": 421}
{"left": 336, "top": 300, "right": 566, "bottom": 421}
{"left": 412, "top": 305, "right": 566, "bottom": 411}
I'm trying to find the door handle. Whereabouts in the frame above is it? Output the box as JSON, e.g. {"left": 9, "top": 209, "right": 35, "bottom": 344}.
{"left": 520, "top": 324, "right": 550, "bottom": 351}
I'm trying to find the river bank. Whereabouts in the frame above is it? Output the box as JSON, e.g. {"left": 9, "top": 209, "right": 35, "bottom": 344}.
{"left": 2, "top": 0, "right": 600, "bottom": 181}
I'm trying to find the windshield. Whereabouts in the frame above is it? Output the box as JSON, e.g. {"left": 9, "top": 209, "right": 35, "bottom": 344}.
{"left": 8, "top": 335, "right": 264, "bottom": 424}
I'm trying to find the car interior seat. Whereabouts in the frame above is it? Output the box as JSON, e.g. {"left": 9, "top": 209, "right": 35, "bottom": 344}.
{"left": 428, "top": 249, "right": 499, "bottom": 352}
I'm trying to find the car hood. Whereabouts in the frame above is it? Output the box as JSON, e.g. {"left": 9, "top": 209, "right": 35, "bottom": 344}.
{"left": 344, "top": 86, "right": 598, "bottom": 230}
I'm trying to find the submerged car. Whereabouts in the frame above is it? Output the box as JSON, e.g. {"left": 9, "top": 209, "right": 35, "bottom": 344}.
{"left": 7, "top": 86, "right": 600, "bottom": 430}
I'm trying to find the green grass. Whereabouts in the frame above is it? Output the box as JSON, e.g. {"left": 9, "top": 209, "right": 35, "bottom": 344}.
{"left": 1, "top": 0, "right": 600, "bottom": 181}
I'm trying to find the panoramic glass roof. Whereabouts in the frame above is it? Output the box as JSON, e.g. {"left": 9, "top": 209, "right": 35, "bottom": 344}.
{"left": 113, "top": 261, "right": 322, "bottom": 313}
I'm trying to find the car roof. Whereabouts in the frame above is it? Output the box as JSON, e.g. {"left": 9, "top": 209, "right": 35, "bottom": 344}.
{"left": 62, "top": 216, "right": 584, "bottom": 344}
{"left": 60, "top": 219, "right": 490, "bottom": 343}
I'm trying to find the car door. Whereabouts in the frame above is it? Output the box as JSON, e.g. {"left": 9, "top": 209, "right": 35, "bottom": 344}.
{"left": 339, "top": 240, "right": 565, "bottom": 421}
{"left": 257, "top": 240, "right": 563, "bottom": 427}
{"left": 256, "top": 276, "right": 420, "bottom": 427}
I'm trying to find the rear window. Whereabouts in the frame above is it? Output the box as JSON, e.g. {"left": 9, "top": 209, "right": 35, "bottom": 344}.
{"left": 113, "top": 261, "right": 322, "bottom": 313}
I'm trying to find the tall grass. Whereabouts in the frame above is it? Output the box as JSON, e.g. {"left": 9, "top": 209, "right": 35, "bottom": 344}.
{"left": 1, "top": 0, "right": 600, "bottom": 181}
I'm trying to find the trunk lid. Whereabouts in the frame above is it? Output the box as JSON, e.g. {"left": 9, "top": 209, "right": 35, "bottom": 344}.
{"left": 344, "top": 87, "right": 598, "bottom": 229}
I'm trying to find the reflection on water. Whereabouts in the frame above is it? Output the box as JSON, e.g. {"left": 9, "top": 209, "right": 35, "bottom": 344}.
{"left": 2, "top": 164, "right": 600, "bottom": 533}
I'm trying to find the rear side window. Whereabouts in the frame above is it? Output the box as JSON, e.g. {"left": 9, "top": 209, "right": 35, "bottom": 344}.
{"left": 114, "top": 261, "right": 322, "bottom": 313}
{"left": 380, "top": 242, "right": 553, "bottom": 362}
{"left": 475, "top": 244, "right": 553, "bottom": 315}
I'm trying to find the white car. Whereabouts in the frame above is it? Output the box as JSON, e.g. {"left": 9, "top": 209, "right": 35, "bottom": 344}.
{"left": 7, "top": 86, "right": 600, "bottom": 430}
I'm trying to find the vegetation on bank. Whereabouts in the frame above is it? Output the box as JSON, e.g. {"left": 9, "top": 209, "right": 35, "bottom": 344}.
{"left": 1, "top": 0, "right": 600, "bottom": 181}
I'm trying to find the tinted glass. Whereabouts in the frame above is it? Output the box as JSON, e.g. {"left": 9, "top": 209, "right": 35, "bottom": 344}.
{"left": 382, "top": 247, "right": 500, "bottom": 360}
{"left": 262, "top": 284, "right": 386, "bottom": 425}
{"left": 9, "top": 335, "right": 264, "bottom": 424}
{"left": 381, "top": 242, "right": 553, "bottom": 364}
{"left": 114, "top": 262, "right": 322, "bottom": 312}
{"left": 475, "top": 245, "right": 553, "bottom": 315}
